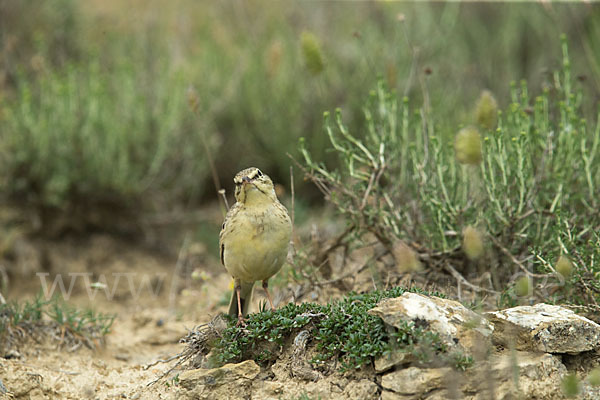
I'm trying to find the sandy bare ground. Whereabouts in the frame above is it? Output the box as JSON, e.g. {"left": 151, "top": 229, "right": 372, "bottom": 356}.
{"left": 0, "top": 226, "right": 457, "bottom": 400}
{"left": 1, "top": 234, "right": 232, "bottom": 399}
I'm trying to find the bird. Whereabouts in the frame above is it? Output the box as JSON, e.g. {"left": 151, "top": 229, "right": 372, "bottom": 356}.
{"left": 219, "top": 167, "right": 292, "bottom": 324}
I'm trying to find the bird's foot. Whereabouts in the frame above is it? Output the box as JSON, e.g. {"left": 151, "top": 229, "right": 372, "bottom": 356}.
{"left": 236, "top": 315, "right": 247, "bottom": 327}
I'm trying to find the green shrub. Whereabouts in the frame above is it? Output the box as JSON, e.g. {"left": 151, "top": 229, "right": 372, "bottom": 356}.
{"left": 0, "top": 54, "right": 207, "bottom": 231}
{"left": 2, "top": 2, "right": 600, "bottom": 236}
{"left": 299, "top": 37, "right": 600, "bottom": 303}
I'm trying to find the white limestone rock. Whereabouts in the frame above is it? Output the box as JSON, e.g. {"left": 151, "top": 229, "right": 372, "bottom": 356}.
{"left": 380, "top": 351, "right": 567, "bottom": 399}
{"left": 486, "top": 303, "right": 600, "bottom": 354}
{"left": 368, "top": 292, "right": 493, "bottom": 354}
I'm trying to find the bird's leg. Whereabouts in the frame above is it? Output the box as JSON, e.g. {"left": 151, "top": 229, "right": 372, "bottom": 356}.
{"left": 235, "top": 281, "right": 245, "bottom": 326}
{"left": 262, "top": 280, "right": 276, "bottom": 311}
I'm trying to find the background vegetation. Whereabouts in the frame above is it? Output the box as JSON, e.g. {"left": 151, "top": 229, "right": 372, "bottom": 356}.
{"left": 1, "top": 1, "right": 600, "bottom": 232}
{"left": 1, "top": 1, "right": 600, "bottom": 308}
{"left": 300, "top": 36, "right": 600, "bottom": 308}
{"left": 3, "top": 5, "right": 600, "bottom": 399}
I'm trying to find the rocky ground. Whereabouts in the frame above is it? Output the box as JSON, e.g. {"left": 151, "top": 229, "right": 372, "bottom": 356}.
{"left": 2, "top": 235, "right": 600, "bottom": 399}
{"left": 169, "top": 294, "right": 600, "bottom": 400}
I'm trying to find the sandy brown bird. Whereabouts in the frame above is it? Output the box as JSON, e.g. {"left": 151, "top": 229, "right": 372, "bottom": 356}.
{"left": 219, "top": 167, "right": 292, "bottom": 323}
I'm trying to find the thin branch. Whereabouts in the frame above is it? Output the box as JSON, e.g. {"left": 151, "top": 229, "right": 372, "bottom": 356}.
{"left": 168, "top": 235, "right": 191, "bottom": 316}
{"left": 444, "top": 264, "right": 499, "bottom": 295}
{"left": 0, "top": 263, "right": 7, "bottom": 304}
{"left": 289, "top": 154, "right": 360, "bottom": 205}
{"left": 359, "top": 165, "right": 386, "bottom": 212}
{"left": 490, "top": 235, "right": 549, "bottom": 278}
{"left": 318, "top": 225, "right": 354, "bottom": 260}
{"left": 143, "top": 353, "right": 182, "bottom": 371}
{"left": 314, "top": 248, "right": 389, "bottom": 287}
{"left": 290, "top": 166, "right": 296, "bottom": 229}
{"left": 288, "top": 166, "right": 297, "bottom": 264}
{"left": 187, "top": 86, "right": 222, "bottom": 194}
{"left": 218, "top": 189, "right": 229, "bottom": 211}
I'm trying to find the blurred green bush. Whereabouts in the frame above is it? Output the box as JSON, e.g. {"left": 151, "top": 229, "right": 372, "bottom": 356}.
{"left": 1, "top": 58, "right": 203, "bottom": 232}
{"left": 1, "top": 0, "right": 599, "bottom": 233}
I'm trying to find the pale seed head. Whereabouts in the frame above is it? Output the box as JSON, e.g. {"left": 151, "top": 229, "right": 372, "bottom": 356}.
{"left": 455, "top": 127, "right": 482, "bottom": 165}
{"left": 266, "top": 40, "right": 283, "bottom": 77}
{"left": 475, "top": 90, "right": 498, "bottom": 130}
{"left": 588, "top": 367, "right": 600, "bottom": 387}
{"left": 462, "top": 225, "right": 485, "bottom": 261}
{"left": 301, "top": 31, "right": 324, "bottom": 76}
{"left": 555, "top": 255, "right": 573, "bottom": 279}
{"left": 515, "top": 276, "right": 530, "bottom": 297}
{"left": 392, "top": 240, "right": 421, "bottom": 273}
{"left": 561, "top": 373, "right": 580, "bottom": 398}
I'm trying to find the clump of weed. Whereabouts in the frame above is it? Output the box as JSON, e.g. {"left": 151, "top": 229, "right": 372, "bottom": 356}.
{"left": 0, "top": 294, "right": 115, "bottom": 353}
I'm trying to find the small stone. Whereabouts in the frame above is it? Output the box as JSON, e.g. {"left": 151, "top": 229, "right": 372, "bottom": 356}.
{"left": 344, "top": 379, "right": 379, "bottom": 399}
{"left": 145, "top": 328, "right": 185, "bottom": 345}
{"left": 381, "top": 391, "right": 413, "bottom": 400}
{"left": 374, "top": 351, "right": 412, "bottom": 373}
{"left": 179, "top": 360, "right": 260, "bottom": 390}
{"left": 3, "top": 349, "right": 22, "bottom": 359}
{"left": 491, "top": 351, "right": 565, "bottom": 378}
{"left": 115, "top": 353, "right": 130, "bottom": 362}
{"left": 381, "top": 366, "right": 452, "bottom": 395}
{"left": 461, "top": 351, "right": 566, "bottom": 398}
{"left": 251, "top": 381, "right": 284, "bottom": 399}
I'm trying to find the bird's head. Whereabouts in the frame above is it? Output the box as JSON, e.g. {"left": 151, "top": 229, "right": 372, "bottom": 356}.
{"left": 233, "top": 167, "right": 277, "bottom": 205}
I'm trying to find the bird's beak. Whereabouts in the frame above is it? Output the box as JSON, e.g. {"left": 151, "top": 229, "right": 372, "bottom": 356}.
{"left": 242, "top": 176, "right": 252, "bottom": 185}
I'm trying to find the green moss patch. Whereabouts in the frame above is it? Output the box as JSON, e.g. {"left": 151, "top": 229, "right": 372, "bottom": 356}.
{"left": 195, "top": 287, "right": 459, "bottom": 372}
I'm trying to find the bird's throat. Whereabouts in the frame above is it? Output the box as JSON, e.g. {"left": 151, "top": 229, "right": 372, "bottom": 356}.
{"left": 241, "top": 186, "right": 271, "bottom": 207}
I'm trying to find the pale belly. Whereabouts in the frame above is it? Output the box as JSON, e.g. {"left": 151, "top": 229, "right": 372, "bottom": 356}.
{"left": 223, "top": 210, "right": 291, "bottom": 283}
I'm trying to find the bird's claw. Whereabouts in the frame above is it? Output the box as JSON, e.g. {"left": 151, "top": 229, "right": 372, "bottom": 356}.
{"left": 236, "top": 315, "right": 247, "bottom": 327}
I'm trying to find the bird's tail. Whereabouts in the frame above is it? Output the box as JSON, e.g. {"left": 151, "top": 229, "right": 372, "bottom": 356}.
{"left": 228, "top": 281, "right": 255, "bottom": 317}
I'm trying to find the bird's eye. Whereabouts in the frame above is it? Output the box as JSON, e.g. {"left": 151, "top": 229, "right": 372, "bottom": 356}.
{"left": 256, "top": 170, "right": 263, "bottom": 178}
